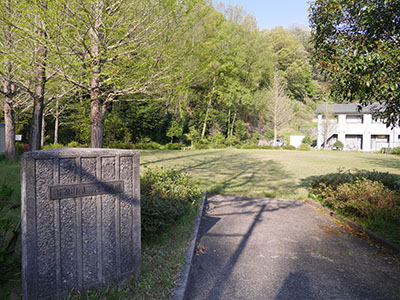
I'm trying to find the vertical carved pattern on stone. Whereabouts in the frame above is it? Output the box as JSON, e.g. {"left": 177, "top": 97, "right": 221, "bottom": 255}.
{"left": 101, "top": 157, "right": 117, "bottom": 280}
{"left": 96, "top": 156, "right": 103, "bottom": 283}
{"left": 35, "top": 159, "right": 56, "bottom": 298}
{"left": 115, "top": 156, "right": 121, "bottom": 276}
{"left": 53, "top": 158, "right": 62, "bottom": 296}
{"left": 119, "top": 156, "right": 133, "bottom": 274}
{"left": 75, "top": 157, "right": 83, "bottom": 289}
{"left": 80, "top": 157, "right": 98, "bottom": 286}
{"left": 59, "top": 159, "right": 78, "bottom": 292}
{"left": 132, "top": 154, "right": 141, "bottom": 272}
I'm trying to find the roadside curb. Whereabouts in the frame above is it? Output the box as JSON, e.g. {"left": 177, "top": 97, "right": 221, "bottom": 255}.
{"left": 303, "top": 198, "right": 400, "bottom": 254}
{"left": 171, "top": 192, "right": 207, "bottom": 300}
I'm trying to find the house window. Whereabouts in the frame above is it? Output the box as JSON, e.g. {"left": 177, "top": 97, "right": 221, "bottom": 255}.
{"left": 346, "top": 115, "right": 363, "bottom": 124}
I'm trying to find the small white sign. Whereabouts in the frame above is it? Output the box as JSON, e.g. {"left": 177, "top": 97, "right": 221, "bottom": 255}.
{"left": 15, "top": 135, "right": 22, "bottom": 141}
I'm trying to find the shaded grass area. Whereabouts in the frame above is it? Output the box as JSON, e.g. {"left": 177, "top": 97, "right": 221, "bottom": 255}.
{"left": 141, "top": 149, "right": 400, "bottom": 199}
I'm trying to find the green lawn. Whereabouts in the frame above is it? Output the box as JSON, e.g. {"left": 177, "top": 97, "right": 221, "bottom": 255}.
{"left": 140, "top": 149, "right": 400, "bottom": 199}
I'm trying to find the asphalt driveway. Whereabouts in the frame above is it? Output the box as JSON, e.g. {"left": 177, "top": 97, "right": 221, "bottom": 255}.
{"left": 184, "top": 195, "right": 400, "bottom": 300}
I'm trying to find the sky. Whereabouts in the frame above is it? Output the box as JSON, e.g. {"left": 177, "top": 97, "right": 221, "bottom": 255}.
{"left": 215, "top": 0, "right": 311, "bottom": 30}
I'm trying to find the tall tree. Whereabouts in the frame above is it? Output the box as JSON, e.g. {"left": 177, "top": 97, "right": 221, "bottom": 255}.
{"left": 310, "top": 0, "right": 400, "bottom": 126}
{"left": 54, "top": 0, "right": 204, "bottom": 148}
{"left": 0, "top": 0, "right": 19, "bottom": 161}
{"left": 257, "top": 73, "right": 293, "bottom": 145}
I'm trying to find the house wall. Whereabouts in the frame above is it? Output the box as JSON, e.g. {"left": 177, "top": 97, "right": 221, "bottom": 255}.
{"left": 0, "top": 123, "right": 5, "bottom": 154}
{"left": 317, "top": 113, "right": 400, "bottom": 151}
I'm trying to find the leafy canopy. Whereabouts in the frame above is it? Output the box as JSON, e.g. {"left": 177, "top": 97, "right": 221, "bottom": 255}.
{"left": 310, "top": 0, "right": 400, "bottom": 126}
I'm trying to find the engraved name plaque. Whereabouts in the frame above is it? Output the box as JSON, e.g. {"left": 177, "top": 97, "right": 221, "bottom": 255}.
{"left": 49, "top": 181, "right": 124, "bottom": 200}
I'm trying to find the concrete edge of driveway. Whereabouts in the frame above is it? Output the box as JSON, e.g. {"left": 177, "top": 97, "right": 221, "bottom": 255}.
{"left": 171, "top": 192, "right": 207, "bottom": 300}
{"left": 303, "top": 197, "right": 400, "bottom": 254}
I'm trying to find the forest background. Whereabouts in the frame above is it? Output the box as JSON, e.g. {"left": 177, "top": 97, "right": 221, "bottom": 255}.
{"left": 0, "top": 0, "right": 329, "bottom": 160}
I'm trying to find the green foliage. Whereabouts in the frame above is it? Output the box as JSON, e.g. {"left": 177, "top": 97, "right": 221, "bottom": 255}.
{"left": 225, "top": 135, "right": 240, "bottom": 146}
{"left": 298, "top": 143, "right": 310, "bottom": 151}
{"left": 283, "top": 145, "right": 296, "bottom": 150}
{"left": 320, "top": 178, "right": 400, "bottom": 221}
{"left": 333, "top": 140, "right": 344, "bottom": 150}
{"left": 310, "top": 169, "right": 400, "bottom": 193}
{"left": 185, "top": 126, "right": 200, "bottom": 146}
{"left": 392, "top": 147, "right": 400, "bottom": 155}
{"left": 140, "top": 167, "right": 201, "bottom": 235}
{"left": 310, "top": 0, "right": 400, "bottom": 126}
{"left": 302, "top": 136, "right": 313, "bottom": 145}
{"left": 166, "top": 121, "right": 183, "bottom": 143}
{"left": 164, "top": 143, "right": 184, "bottom": 150}
{"left": 194, "top": 143, "right": 209, "bottom": 150}
{"left": 0, "top": 184, "right": 19, "bottom": 273}
{"left": 134, "top": 141, "right": 161, "bottom": 150}
{"left": 42, "top": 143, "right": 64, "bottom": 150}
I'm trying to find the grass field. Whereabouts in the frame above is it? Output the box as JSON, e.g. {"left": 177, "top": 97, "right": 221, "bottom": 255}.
{"left": 140, "top": 149, "right": 400, "bottom": 199}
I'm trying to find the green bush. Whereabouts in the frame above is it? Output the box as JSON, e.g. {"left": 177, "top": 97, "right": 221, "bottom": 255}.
{"left": 314, "top": 178, "right": 400, "bottom": 221}
{"left": 0, "top": 184, "right": 19, "bottom": 272}
{"left": 260, "top": 145, "right": 280, "bottom": 150}
{"left": 194, "top": 143, "right": 209, "bottom": 150}
{"left": 225, "top": 135, "right": 240, "bottom": 146}
{"left": 42, "top": 143, "right": 64, "bottom": 150}
{"left": 392, "top": 147, "right": 400, "bottom": 155}
{"left": 164, "top": 142, "right": 184, "bottom": 150}
{"left": 241, "top": 144, "right": 259, "bottom": 149}
{"left": 283, "top": 145, "right": 296, "bottom": 150}
{"left": 134, "top": 141, "right": 161, "bottom": 150}
{"left": 333, "top": 140, "right": 344, "bottom": 150}
{"left": 310, "top": 169, "right": 400, "bottom": 192}
{"left": 302, "top": 136, "right": 313, "bottom": 145}
{"left": 141, "top": 167, "right": 201, "bottom": 235}
{"left": 298, "top": 143, "right": 311, "bottom": 151}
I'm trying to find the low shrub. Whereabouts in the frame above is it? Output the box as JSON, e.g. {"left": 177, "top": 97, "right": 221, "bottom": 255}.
{"left": 67, "top": 141, "right": 81, "bottom": 148}
{"left": 302, "top": 136, "right": 313, "bottom": 146}
{"left": 140, "top": 167, "right": 201, "bottom": 235}
{"left": 42, "top": 143, "right": 64, "bottom": 150}
{"left": 392, "top": 147, "right": 400, "bottom": 155}
{"left": 314, "top": 178, "right": 400, "bottom": 221}
{"left": 241, "top": 144, "right": 259, "bottom": 149}
{"left": 194, "top": 143, "right": 209, "bottom": 150}
{"left": 282, "top": 145, "right": 296, "bottom": 150}
{"left": 333, "top": 140, "right": 344, "bottom": 150}
{"left": 310, "top": 169, "right": 400, "bottom": 192}
{"left": 164, "top": 142, "right": 184, "bottom": 150}
{"left": 0, "top": 184, "right": 19, "bottom": 272}
{"left": 134, "top": 141, "right": 161, "bottom": 150}
{"left": 259, "top": 145, "right": 280, "bottom": 150}
{"left": 298, "top": 143, "right": 311, "bottom": 151}
{"left": 310, "top": 169, "right": 400, "bottom": 225}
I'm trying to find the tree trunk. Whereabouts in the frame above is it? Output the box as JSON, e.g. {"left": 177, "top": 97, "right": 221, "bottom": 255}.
{"left": 273, "top": 123, "right": 278, "bottom": 146}
{"left": 40, "top": 112, "right": 45, "bottom": 147}
{"left": 230, "top": 111, "right": 237, "bottom": 137}
{"left": 54, "top": 99, "right": 59, "bottom": 144}
{"left": 29, "top": 9, "right": 47, "bottom": 151}
{"left": 4, "top": 95, "right": 16, "bottom": 161}
{"left": 90, "top": 98, "right": 106, "bottom": 148}
{"left": 29, "top": 96, "right": 44, "bottom": 151}
{"left": 201, "top": 74, "right": 216, "bottom": 140}
{"left": 3, "top": 0, "right": 16, "bottom": 161}
{"left": 89, "top": 1, "right": 105, "bottom": 148}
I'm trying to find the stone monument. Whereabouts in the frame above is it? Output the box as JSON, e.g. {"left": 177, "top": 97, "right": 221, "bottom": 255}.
{"left": 21, "top": 148, "right": 141, "bottom": 299}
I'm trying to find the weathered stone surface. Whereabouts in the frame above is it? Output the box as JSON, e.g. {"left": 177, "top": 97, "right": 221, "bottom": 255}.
{"left": 21, "top": 148, "right": 141, "bottom": 300}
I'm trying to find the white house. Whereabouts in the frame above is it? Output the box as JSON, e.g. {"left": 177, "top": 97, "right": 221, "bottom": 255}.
{"left": 316, "top": 103, "right": 400, "bottom": 151}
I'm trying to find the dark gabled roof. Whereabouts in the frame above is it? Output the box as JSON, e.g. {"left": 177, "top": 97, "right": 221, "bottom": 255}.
{"left": 315, "top": 103, "right": 384, "bottom": 115}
